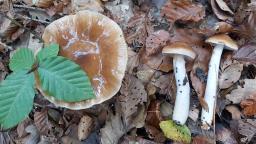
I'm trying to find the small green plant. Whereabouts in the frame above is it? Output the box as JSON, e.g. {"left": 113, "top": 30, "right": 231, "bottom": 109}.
{"left": 0, "top": 43, "right": 95, "bottom": 129}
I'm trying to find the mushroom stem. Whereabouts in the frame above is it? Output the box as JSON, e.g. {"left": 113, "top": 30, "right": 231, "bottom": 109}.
{"left": 173, "top": 55, "right": 190, "bottom": 125}
{"left": 201, "top": 44, "right": 224, "bottom": 129}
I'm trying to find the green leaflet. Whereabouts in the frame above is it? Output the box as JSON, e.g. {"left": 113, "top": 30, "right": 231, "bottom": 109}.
{"left": 0, "top": 71, "right": 35, "bottom": 129}
{"left": 159, "top": 120, "right": 191, "bottom": 144}
{"left": 9, "top": 48, "right": 35, "bottom": 72}
{"left": 37, "top": 43, "right": 59, "bottom": 62}
{"left": 37, "top": 56, "right": 95, "bottom": 102}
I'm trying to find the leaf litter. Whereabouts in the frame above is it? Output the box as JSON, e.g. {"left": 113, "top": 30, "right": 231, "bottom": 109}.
{"left": 1, "top": 0, "right": 256, "bottom": 143}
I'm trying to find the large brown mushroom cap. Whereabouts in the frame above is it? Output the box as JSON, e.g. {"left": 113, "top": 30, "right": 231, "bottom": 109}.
{"left": 41, "top": 10, "right": 128, "bottom": 109}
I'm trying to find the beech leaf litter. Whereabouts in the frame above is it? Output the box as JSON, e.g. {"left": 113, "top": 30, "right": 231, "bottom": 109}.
{"left": 1, "top": 0, "right": 256, "bottom": 143}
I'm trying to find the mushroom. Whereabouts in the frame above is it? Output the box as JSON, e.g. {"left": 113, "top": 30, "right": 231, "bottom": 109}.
{"left": 162, "top": 42, "right": 196, "bottom": 125}
{"left": 40, "top": 10, "right": 128, "bottom": 110}
{"left": 201, "top": 34, "right": 238, "bottom": 129}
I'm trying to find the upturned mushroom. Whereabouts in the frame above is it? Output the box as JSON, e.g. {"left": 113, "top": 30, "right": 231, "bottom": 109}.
{"left": 40, "top": 10, "right": 128, "bottom": 109}
{"left": 162, "top": 42, "right": 196, "bottom": 125}
{"left": 201, "top": 34, "right": 238, "bottom": 129}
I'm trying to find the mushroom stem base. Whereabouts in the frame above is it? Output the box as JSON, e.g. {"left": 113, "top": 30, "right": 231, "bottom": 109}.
{"left": 172, "top": 55, "right": 190, "bottom": 125}
{"left": 201, "top": 44, "right": 224, "bottom": 129}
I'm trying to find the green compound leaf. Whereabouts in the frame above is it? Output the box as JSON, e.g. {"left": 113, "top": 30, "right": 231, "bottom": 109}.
{"left": 0, "top": 71, "right": 35, "bottom": 129}
{"left": 9, "top": 48, "right": 35, "bottom": 72}
{"left": 37, "top": 56, "right": 95, "bottom": 102}
{"left": 159, "top": 120, "right": 191, "bottom": 144}
{"left": 37, "top": 43, "right": 59, "bottom": 62}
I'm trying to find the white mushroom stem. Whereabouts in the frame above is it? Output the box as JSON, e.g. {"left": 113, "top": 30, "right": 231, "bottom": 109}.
{"left": 201, "top": 44, "right": 224, "bottom": 129}
{"left": 172, "top": 55, "right": 190, "bottom": 125}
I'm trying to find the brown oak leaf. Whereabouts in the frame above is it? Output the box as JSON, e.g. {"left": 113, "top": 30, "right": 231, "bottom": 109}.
{"left": 161, "top": 0, "right": 205, "bottom": 23}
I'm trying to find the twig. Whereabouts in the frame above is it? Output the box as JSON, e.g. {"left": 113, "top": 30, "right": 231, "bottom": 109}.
{"left": 13, "top": 4, "right": 46, "bottom": 12}
{"left": 16, "top": 13, "right": 50, "bottom": 25}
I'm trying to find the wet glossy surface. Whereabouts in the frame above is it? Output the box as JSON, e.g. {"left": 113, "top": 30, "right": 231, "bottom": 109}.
{"left": 43, "top": 11, "right": 127, "bottom": 99}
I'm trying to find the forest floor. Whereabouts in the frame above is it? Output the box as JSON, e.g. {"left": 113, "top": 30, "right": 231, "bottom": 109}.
{"left": 0, "top": 0, "right": 256, "bottom": 144}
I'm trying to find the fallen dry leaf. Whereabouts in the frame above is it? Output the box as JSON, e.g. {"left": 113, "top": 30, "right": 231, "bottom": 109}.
{"left": 145, "top": 124, "right": 166, "bottom": 143}
{"left": 24, "top": 125, "right": 40, "bottom": 144}
{"left": 192, "top": 135, "right": 215, "bottom": 144}
{"left": 161, "top": 0, "right": 205, "bottom": 23}
{"left": 105, "top": 0, "right": 134, "bottom": 28}
{"left": 215, "top": 0, "right": 234, "bottom": 15}
{"left": 210, "top": 0, "right": 234, "bottom": 21}
{"left": 71, "top": 0, "right": 103, "bottom": 12}
{"left": 216, "top": 123, "right": 237, "bottom": 144}
{"left": 120, "top": 136, "right": 158, "bottom": 144}
{"left": 16, "top": 118, "right": 32, "bottom": 138}
{"left": 118, "top": 74, "right": 147, "bottom": 129}
{"left": 34, "top": 109, "right": 51, "bottom": 135}
{"left": 125, "top": 12, "right": 147, "bottom": 46}
{"left": 240, "top": 94, "right": 256, "bottom": 116}
{"left": 126, "top": 48, "right": 139, "bottom": 74}
{"left": 219, "top": 61, "right": 243, "bottom": 89}
{"left": 189, "top": 108, "right": 199, "bottom": 122}
{"left": 146, "top": 100, "right": 162, "bottom": 129}
{"left": 100, "top": 110, "right": 125, "bottom": 144}
{"left": 151, "top": 73, "right": 175, "bottom": 98}
{"left": 145, "top": 30, "right": 170, "bottom": 56}
{"left": 226, "top": 79, "right": 256, "bottom": 103}
{"left": 237, "top": 119, "right": 256, "bottom": 143}
{"left": 233, "top": 43, "right": 256, "bottom": 64}
{"left": 78, "top": 115, "right": 93, "bottom": 141}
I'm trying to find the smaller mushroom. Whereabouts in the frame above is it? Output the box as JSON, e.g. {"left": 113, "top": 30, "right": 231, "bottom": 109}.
{"left": 201, "top": 34, "right": 238, "bottom": 129}
{"left": 162, "top": 42, "right": 196, "bottom": 125}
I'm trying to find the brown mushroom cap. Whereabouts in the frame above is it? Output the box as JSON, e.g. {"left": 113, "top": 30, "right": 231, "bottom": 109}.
{"left": 162, "top": 42, "right": 196, "bottom": 60}
{"left": 41, "top": 10, "right": 127, "bottom": 109}
{"left": 206, "top": 34, "right": 238, "bottom": 50}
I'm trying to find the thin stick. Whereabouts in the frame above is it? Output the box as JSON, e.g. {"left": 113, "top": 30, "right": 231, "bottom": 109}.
{"left": 13, "top": 4, "right": 46, "bottom": 12}
{"left": 16, "top": 14, "right": 50, "bottom": 25}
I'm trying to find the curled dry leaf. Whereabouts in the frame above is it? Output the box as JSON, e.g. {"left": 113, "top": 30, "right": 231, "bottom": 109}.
{"left": 240, "top": 93, "right": 256, "bottom": 116}
{"left": 78, "top": 115, "right": 94, "bottom": 141}
{"left": 118, "top": 74, "right": 147, "bottom": 129}
{"left": 71, "top": 0, "right": 103, "bottom": 12}
{"left": 233, "top": 43, "right": 256, "bottom": 64}
{"left": 226, "top": 79, "right": 256, "bottom": 104}
{"left": 145, "top": 30, "right": 170, "bottom": 56}
{"left": 161, "top": 0, "right": 205, "bottom": 23}
{"left": 219, "top": 61, "right": 243, "bottom": 89}
{"left": 216, "top": 123, "right": 237, "bottom": 144}
{"left": 210, "top": 0, "right": 233, "bottom": 21}
{"left": 215, "top": 0, "right": 234, "bottom": 15}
